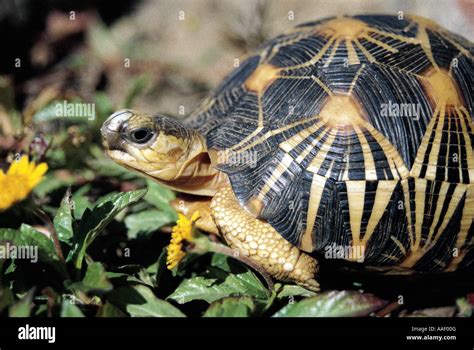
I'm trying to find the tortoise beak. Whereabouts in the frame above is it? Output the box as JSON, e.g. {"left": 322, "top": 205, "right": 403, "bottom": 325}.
{"left": 101, "top": 109, "right": 135, "bottom": 150}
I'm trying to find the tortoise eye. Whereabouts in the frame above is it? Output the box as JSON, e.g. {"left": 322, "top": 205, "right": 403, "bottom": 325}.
{"left": 128, "top": 128, "right": 154, "bottom": 144}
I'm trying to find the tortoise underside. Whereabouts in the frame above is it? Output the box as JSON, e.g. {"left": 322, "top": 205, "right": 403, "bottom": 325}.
{"left": 186, "top": 15, "right": 474, "bottom": 272}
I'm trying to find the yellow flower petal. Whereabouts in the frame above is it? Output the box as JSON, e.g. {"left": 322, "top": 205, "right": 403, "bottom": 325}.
{"left": 0, "top": 155, "right": 48, "bottom": 211}
{"left": 166, "top": 211, "right": 200, "bottom": 270}
{"left": 28, "top": 163, "right": 48, "bottom": 188}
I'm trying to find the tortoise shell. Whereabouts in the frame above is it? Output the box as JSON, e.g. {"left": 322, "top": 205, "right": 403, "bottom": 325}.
{"left": 187, "top": 15, "right": 474, "bottom": 272}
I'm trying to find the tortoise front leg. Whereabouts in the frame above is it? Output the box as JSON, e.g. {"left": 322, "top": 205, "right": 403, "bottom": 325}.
{"left": 210, "top": 186, "right": 320, "bottom": 291}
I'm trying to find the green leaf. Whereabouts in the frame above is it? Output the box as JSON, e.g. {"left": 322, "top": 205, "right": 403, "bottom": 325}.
{"left": 73, "top": 189, "right": 147, "bottom": 270}
{"left": 108, "top": 285, "right": 185, "bottom": 317}
{"left": 94, "top": 92, "right": 114, "bottom": 124}
{"left": 124, "top": 209, "right": 176, "bottom": 238}
{"left": 456, "top": 297, "right": 473, "bottom": 317}
{"left": 9, "top": 288, "right": 35, "bottom": 317}
{"left": 71, "top": 185, "right": 92, "bottom": 220}
{"left": 277, "top": 284, "right": 317, "bottom": 299}
{"left": 203, "top": 296, "right": 255, "bottom": 317}
{"left": 273, "top": 291, "right": 387, "bottom": 317}
{"left": 0, "top": 226, "right": 67, "bottom": 277}
{"left": 54, "top": 189, "right": 74, "bottom": 244}
{"left": 106, "top": 265, "right": 154, "bottom": 288}
{"left": 96, "top": 302, "right": 127, "bottom": 317}
{"left": 0, "top": 287, "right": 15, "bottom": 312}
{"left": 60, "top": 300, "right": 85, "bottom": 317}
{"left": 150, "top": 247, "right": 167, "bottom": 288}
{"left": 67, "top": 262, "right": 113, "bottom": 294}
{"left": 210, "top": 253, "right": 232, "bottom": 272}
{"left": 168, "top": 260, "right": 269, "bottom": 304}
{"left": 143, "top": 179, "right": 177, "bottom": 218}
{"left": 82, "top": 262, "right": 113, "bottom": 291}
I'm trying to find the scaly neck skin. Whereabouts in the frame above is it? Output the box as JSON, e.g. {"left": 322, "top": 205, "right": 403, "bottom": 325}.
{"left": 151, "top": 133, "right": 228, "bottom": 197}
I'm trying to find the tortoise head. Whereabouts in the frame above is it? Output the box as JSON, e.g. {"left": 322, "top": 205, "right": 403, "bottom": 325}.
{"left": 101, "top": 110, "right": 205, "bottom": 182}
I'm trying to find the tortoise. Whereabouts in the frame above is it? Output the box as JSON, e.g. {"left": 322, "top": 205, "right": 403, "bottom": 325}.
{"left": 101, "top": 14, "right": 473, "bottom": 291}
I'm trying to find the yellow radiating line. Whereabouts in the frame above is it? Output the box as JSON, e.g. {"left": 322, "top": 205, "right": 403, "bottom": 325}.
{"left": 345, "top": 38, "right": 360, "bottom": 66}
{"left": 257, "top": 92, "right": 264, "bottom": 127}
{"left": 311, "top": 76, "right": 333, "bottom": 96}
{"left": 354, "top": 38, "right": 376, "bottom": 63}
{"left": 457, "top": 106, "right": 474, "bottom": 182}
{"left": 353, "top": 125, "right": 378, "bottom": 180}
{"left": 228, "top": 127, "right": 264, "bottom": 151}
{"left": 382, "top": 253, "right": 401, "bottom": 261}
{"left": 426, "top": 103, "right": 446, "bottom": 179}
{"left": 257, "top": 153, "right": 294, "bottom": 201}
{"left": 402, "top": 179, "right": 414, "bottom": 247}
{"left": 341, "top": 140, "right": 350, "bottom": 181}
{"left": 369, "top": 27, "right": 418, "bottom": 45}
{"left": 459, "top": 105, "right": 474, "bottom": 125}
{"left": 362, "top": 121, "right": 409, "bottom": 179}
{"left": 348, "top": 64, "right": 366, "bottom": 95}
{"left": 258, "top": 123, "right": 332, "bottom": 202}
{"left": 323, "top": 37, "right": 342, "bottom": 67}
{"left": 415, "top": 24, "right": 439, "bottom": 70}
{"left": 281, "top": 36, "right": 337, "bottom": 71}
{"left": 431, "top": 184, "right": 467, "bottom": 244}
{"left": 191, "top": 97, "right": 215, "bottom": 118}
{"left": 346, "top": 181, "right": 366, "bottom": 247}
{"left": 296, "top": 128, "right": 330, "bottom": 163}
{"left": 444, "top": 107, "right": 453, "bottom": 181}
{"left": 301, "top": 174, "right": 326, "bottom": 252}
{"left": 362, "top": 181, "right": 398, "bottom": 245}
{"left": 263, "top": 30, "right": 319, "bottom": 63}
{"left": 307, "top": 130, "right": 338, "bottom": 174}
{"left": 446, "top": 186, "right": 474, "bottom": 271}
{"left": 439, "top": 31, "right": 471, "bottom": 58}
{"left": 278, "top": 75, "right": 333, "bottom": 96}
{"left": 360, "top": 33, "right": 398, "bottom": 53}
{"left": 280, "top": 120, "right": 326, "bottom": 154}
{"left": 390, "top": 235, "right": 407, "bottom": 255}
{"left": 425, "top": 182, "right": 451, "bottom": 247}
{"left": 413, "top": 179, "right": 427, "bottom": 252}
{"left": 453, "top": 107, "right": 464, "bottom": 182}
{"left": 279, "top": 75, "right": 311, "bottom": 80}
{"left": 227, "top": 93, "right": 265, "bottom": 151}
{"left": 230, "top": 115, "right": 321, "bottom": 153}
{"left": 410, "top": 104, "right": 441, "bottom": 177}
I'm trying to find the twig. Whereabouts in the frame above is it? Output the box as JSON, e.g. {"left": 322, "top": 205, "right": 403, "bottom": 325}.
{"left": 208, "top": 241, "right": 274, "bottom": 292}
{"left": 375, "top": 301, "right": 401, "bottom": 317}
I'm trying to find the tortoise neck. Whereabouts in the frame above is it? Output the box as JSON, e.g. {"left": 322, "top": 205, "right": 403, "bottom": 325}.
{"left": 158, "top": 133, "right": 229, "bottom": 197}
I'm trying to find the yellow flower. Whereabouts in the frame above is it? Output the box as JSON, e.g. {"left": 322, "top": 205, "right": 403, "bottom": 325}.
{"left": 0, "top": 155, "right": 48, "bottom": 211}
{"left": 166, "top": 211, "right": 200, "bottom": 270}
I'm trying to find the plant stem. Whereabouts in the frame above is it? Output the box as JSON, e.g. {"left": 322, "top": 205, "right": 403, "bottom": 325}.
{"left": 33, "top": 207, "right": 66, "bottom": 264}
